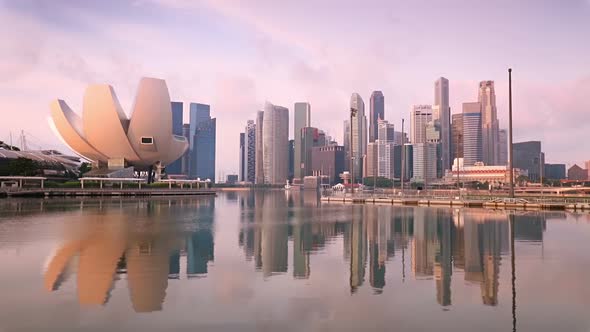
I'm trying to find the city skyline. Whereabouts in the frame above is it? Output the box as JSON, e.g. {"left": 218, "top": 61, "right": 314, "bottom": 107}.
{"left": 2, "top": 0, "right": 590, "bottom": 177}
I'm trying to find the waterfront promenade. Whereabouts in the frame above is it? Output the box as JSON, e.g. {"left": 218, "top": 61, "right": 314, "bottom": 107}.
{"left": 321, "top": 190, "right": 590, "bottom": 212}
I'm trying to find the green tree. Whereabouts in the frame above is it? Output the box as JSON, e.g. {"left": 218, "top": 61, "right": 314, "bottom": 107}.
{"left": 7, "top": 158, "right": 40, "bottom": 176}
{"left": 78, "top": 162, "right": 91, "bottom": 177}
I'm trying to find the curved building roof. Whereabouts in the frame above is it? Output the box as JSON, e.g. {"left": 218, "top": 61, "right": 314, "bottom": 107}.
{"left": 49, "top": 77, "right": 188, "bottom": 169}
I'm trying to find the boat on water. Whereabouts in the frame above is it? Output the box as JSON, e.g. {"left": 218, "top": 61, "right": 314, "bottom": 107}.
{"left": 284, "top": 180, "right": 292, "bottom": 190}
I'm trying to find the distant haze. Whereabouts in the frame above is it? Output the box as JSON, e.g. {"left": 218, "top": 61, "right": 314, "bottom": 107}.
{"left": 1, "top": 0, "right": 589, "bottom": 177}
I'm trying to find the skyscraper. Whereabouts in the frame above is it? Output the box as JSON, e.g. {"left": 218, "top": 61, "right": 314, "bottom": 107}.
{"left": 245, "top": 120, "right": 256, "bottom": 183}
{"left": 239, "top": 132, "right": 245, "bottom": 181}
{"left": 410, "top": 105, "right": 433, "bottom": 144}
{"left": 377, "top": 141, "right": 395, "bottom": 179}
{"left": 294, "top": 102, "right": 311, "bottom": 180}
{"left": 369, "top": 91, "right": 384, "bottom": 143}
{"left": 181, "top": 124, "right": 190, "bottom": 175}
{"left": 365, "top": 142, "right": 378, "bottom": 178}
{"left": 311, "top": 145, "right": 345, "bottom": 184}
{"left": 255, "top": 111, "right": 264, "bottom": 184}
{"left": 349, "top": 93, "right": 367, "bottom": 181}
{"left": 498, "top": 129, "right": 508, "bottom": 166}
{"left": 479, "top": 81, "right": 500, "bottom": 166}
{"left": 189, "top": 103, "right": 216, "bottom": 181}
{"left": 377, "top": 119, "right": 395, "bottom": 143}
{"left": 262, "top": 102, "right": 289, "bottom": 185}
{"left": 301, "top": 127, "right": 326, "bottom": 177}
{"left": 513, "top": 141, "right": 544, "bottom": 182}
{"left": 343, "top": 120, "right": 350, "bottom": 169}
{"left": 451, "top": 113, "right": 464, "bottom": 162}
{"left": 434, "top": 77, "right": 451, "bottom": 171}
{"left": 412, "top": 143, "right": 437, "bottom": 183}
{"left": 166, "top": 101, "right": 184, "bottom": 174}
{"left": 288, "top": 139, "right": 294, "bottom": 181}
{"left": 462, "top": 102, "right": 483, "bottom": 166}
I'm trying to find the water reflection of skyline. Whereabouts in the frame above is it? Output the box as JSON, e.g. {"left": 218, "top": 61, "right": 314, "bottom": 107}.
{"left": 28, "top": 192, "right": 569, "bottom": 314}
{"left": 237, "top": 191, "right": 555, "bottom": 307}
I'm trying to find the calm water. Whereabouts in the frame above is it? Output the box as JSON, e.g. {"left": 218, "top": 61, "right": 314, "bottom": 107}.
{"left": 1, "top": 191, "right": 590, "bottom": 331}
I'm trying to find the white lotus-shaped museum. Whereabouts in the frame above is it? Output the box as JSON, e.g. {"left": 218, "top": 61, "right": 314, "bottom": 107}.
{"left": 49, "top": 77, "right": 188, "bottom": 170}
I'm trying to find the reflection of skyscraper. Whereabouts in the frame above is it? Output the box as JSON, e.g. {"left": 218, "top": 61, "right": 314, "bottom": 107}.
{"left": 186, "top": 229, "right": 214, "bottom": 276}
{"left": 435, "top": 212, "right": 452, "bottom": 306}
{"left": 187, "top": 198, "right": 215, "bottom": 277}
{"left": 368, "top": 209, "right": 386, "bottom": 292}
{"left": 293, "top": 223, "right": 312, "bottom": 279}
{"left": 261, "top": 192, "right": 288, "bottom": 276}
{"left": 462, "top": 210, "right": 508, "bottom": 306}
{"left": 412, "top": 208, "right": 438, "bottom": 277}
{"left": 349, "top": 206, "right": 366, "bottom": 293}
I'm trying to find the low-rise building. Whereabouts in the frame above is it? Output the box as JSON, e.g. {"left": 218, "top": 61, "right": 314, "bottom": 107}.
{"left": 444, "top": 160, "right": 526, "bottom": 185}
{"left": 568, "top": 164, "right": 588, "bottom": 181}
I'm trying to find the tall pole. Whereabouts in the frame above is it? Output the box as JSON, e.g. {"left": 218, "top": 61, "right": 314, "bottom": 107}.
{"left": 373, "top": 142, "right": 379, "bottom": 196}
{"left": 400, "top": 119, "right": 405, "bottom": 196}
{"left": 456, "top": 134, "right": 461, "bottom": 191}
{"left": 508, "top": 68, "right": 515, "bottom": 198}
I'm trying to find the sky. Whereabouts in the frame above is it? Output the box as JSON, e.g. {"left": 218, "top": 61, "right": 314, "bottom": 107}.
{"left": 1, "top": 0, "right": 589, "bottom": 177}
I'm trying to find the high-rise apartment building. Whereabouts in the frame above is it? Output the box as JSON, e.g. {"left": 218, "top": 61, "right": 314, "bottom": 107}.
{"left": 585, "top": 161, "right": 590, "bottom": 179}
{"left": 294, "top": 102, "right": 311, "bottom": 180}
{"left": 239, "top": 132, "right": 245, "bottom": 181}
{"left": 167, "top": 101, "right": 184, "bottom": 174}
{"left": 245, "top": 120, "right": 256, "bottom": 183}
{"left": 255, "top": 111, "right": 264, "bottom": 184}
{"left": 451, "top": 113, "right": 464, "bottom": 162}
{"left": 479, "top": 81, "right": 500, "bottom": 166}
{"left": 434, "top": 77, "right": 451, "bottom": 171}
{"left": 498, "top": 129, "right": 508, "bottom": 166}
{"left": 189, "top": 103, "right": 216, "bottom": 181}
{"left": 462, "top": 102, "right": 483, "bottom": 166}
{"left": 349, "top": 93, "right": 367, "bottom": 181}
{"left": 369, "top": 91, "right": 384, "bottom": 143}
{"left": 262, "top": 102, "right": 289, "bottom": 185}
{"left": 410, "top": 105, "right": 433, "bottom": 144}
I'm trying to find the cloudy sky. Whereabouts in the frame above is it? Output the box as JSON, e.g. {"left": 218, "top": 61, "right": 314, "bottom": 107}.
{"left": 1, "top": 0, "right": 589, "bottom": 176}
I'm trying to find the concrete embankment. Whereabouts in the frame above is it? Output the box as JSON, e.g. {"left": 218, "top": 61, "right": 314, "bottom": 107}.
{"left": 320, "top": 196, "right": 590, "bottom": 212}
{"left": 1, "top": 188, "right": 216, "bottom": 198}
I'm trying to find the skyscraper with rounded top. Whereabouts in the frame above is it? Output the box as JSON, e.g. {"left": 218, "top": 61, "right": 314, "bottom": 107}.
{"left": 262, "top": 102, "right": 289, "bottom": 185}
{"left": 479, "top": 81, "right": 499, "bottom": 166}
{"left": 349, "top": 93, "right": 367, "bottom": 181}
